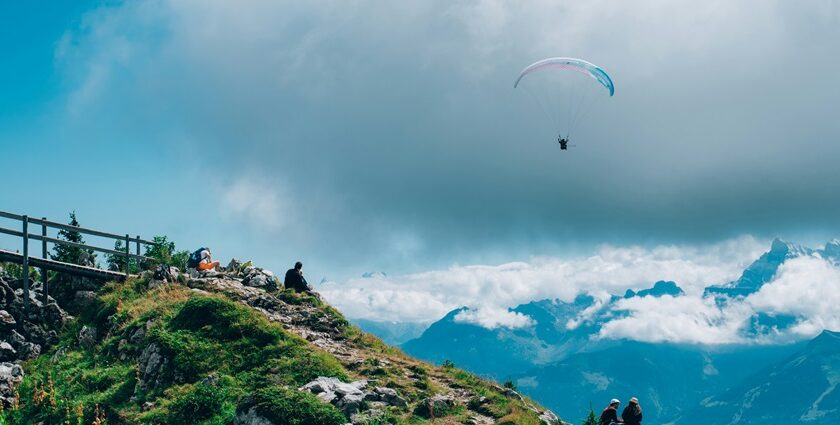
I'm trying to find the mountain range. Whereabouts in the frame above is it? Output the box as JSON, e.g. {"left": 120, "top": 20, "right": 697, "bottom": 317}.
{"left": 389, "top": 239, "right": 840, "bottom": 423}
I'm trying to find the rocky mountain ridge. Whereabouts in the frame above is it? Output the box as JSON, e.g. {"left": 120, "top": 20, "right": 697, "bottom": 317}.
{"left": 0, "top": 262, "right": 563, "bottom": 424}
{"left": 399, "top": 238, "right": 840, "bottom": 423}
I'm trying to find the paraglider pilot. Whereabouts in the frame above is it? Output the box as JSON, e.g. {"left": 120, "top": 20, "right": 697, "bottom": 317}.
{"left": 558, "top": 134, "right": 568, "bottom": 150}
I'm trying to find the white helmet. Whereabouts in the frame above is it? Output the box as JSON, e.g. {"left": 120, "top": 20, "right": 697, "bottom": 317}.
{"left": 610, "top": 398, "right": 621, "bottom": 405}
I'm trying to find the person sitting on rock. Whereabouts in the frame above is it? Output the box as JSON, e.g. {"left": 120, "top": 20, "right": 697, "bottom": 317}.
{"left": 284, "top": 261, "right": 311, "bottom": 292}
{"left": 196, "top": 248, "right": 221, "bottom": 272}
{"left": 600, "top": 399, "right": 623, "bottom": 425}
{"left": 621, "top": 397, "right": 642, "bottom": 425}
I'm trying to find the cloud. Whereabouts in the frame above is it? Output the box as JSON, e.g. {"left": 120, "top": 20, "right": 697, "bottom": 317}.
{"left": 220, "top": 177, "right": 287, "bottom": 231}
{"left": 455, "top": 307, "right": 535, "bottom": 330}
{"left": 596, "top": 253, "right": 840, "bottom": 344}
{"left": 318, "top": 236, "right": 765, "bottom": 324}
{"left": 51, "top": 0, "right": 840, "bottom": 277}
{"left": 746, "top": 255, "right": 840, "bottom": 339}
{"left": 598, "top": 295, "right": 751, "bottom": 344}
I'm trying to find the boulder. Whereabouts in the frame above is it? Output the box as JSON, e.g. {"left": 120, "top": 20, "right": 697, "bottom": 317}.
{"left": 0, "top": 362, "right": 23, "bottom": 407}
{"left": 0, "top": 310, "right": 16, "bottom": 330}
{"left": 72, "top": 290, "right": 98, "bottom": 312}
{"left": 78, "top": 325, "right": 97, "bottom": 349}
{"left": 414, "top": 394, "right": 457, "bottom": 418}
{"left": 136, "top": 343, "right": 169, "bottom": 392}
{"left": 337, "top": 392, "right": 365, "bottom": 416}
{"left": 234, "top": 406, "right": 276, "bottom": 425}
{"left": 0, "top": 342, "right": 16, "bottom": 362}
{"left": 540, "top": 410, "right": 563, "bottom": 425}
{"left": 374, "top": 386, "right": 407, "bottom": 407}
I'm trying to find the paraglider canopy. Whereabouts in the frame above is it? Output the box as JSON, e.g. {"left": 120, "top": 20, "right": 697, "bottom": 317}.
{"left": 514, "top": 57, "right": 614, "bottom": 96}
{"left": 514, "top": 57, "right": 614, "bottom": 145}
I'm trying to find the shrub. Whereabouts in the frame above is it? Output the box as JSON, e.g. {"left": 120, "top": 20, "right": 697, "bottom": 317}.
{"left": 167, "top": 383, "right": 228, "bottom": 423}
{"left": 249, "top": 385, "right": 345, "bottom": 425}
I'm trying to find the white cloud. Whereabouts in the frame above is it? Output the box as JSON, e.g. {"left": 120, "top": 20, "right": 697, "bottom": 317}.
{"left": 596, "top": 254, "right": 840, "bottom": 344}
{"left": 220, "top": 177, "right": 287, "bottom": 231}
{"left": 598, "top": 295, "right": 751, "bottom": 345}
{"left": 319, "top": 236, "right": 765, "bottom": 324}
{"left": 454, "top": 307, "right": 535, "bottom": 330}
{"left": 746, "top": 255, "right": 840, "bottom": 339}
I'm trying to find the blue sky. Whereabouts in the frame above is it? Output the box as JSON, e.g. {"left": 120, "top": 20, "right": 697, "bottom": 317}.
{"left": 2, "top": 1, "right": 839, "bottom": 300}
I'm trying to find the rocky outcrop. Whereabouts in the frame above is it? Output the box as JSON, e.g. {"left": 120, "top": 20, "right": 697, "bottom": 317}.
{"left": 299, "top": 376, "right": 407, "bottom": 420}
{"left": 225, "top": 259, "right": 279, "bottom": 291}
{"left": 0, "top": 272, "right": 69, "bottom": 406}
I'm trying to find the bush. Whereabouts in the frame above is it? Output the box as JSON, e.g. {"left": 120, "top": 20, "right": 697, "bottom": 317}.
{"left": 249, "top": 385, "right": 345, "bottom": 425}
{"left": 169, "top": 296, "right": 279, "bottom": 345}
{"left": 167, "top": 383, "right": 228, "bottom": 423}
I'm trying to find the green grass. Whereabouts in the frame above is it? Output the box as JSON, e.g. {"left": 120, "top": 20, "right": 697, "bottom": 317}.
{"left": 2, "top": 279, "right": 349, "bottom": 424}
{"left": 0, "top": 276, "right": 557, "bottom": 425}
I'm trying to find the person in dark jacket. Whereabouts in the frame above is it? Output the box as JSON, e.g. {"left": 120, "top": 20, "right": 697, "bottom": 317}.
{"left": 284, "top": 261, "right": 310, "bottom": 292}
{"left": 621, "top": 397, "right": 642, "bottom": 425}
{"left": 600, "top": 399, "right": 623, "bottom": 425}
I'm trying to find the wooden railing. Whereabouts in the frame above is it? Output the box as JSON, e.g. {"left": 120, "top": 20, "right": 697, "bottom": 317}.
{"left": 0, "top": 210, "right": 156, "bottom": 311}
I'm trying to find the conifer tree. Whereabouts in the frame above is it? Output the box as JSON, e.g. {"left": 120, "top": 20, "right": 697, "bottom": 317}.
{"left": 51, "top": 211, "right": 95, "bottom": 266}
{"left": 582, "top": 403, "right": 598, "bottom": 425}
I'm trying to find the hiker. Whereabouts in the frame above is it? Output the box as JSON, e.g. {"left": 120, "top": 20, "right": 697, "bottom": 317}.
{"left": 284, "top": 261, "right": 311, "bottom": 292}
{"left": 621, "top": 397, "right": 642, "bottom": 425}
{"left": 188, "top": 247, "right": 221, "bottom": 272}
{"left": 600, "top": 399, "right": 623, "bottom": 425}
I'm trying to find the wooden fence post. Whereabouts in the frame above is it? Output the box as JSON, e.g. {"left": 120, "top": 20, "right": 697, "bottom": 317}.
{"left": 22, "top": 215, "right": 29, "bottom": 312}
{"left": 41, "top": 217, "right": 48, "bottom": 305}
{"left": 124, "top": 234, "right": 130, "bottom": 275}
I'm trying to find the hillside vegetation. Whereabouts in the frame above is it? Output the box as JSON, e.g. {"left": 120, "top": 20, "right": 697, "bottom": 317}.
{"left": 1, "top": 268, "right": 562, "bottom": 424}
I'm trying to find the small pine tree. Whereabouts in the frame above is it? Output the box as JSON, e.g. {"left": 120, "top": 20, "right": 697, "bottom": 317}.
{"left": 106, "top": 240, "right": 136, "bottom": 273}
{"left": 51, "top": 212, "right": 95, "bottom": 266}
{"left": 582, "top": 403, "right": 598, "bottom": 425}
{"left": 144, "top": 236, "right": 176, "bottom": 266}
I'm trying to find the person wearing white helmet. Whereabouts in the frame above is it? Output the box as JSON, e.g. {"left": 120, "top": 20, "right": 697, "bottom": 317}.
{"left": 599, "top": 398, "right": 624, "bottom": 425}
{"left": 621, "top": 397, "right": 642, "bottom": 425}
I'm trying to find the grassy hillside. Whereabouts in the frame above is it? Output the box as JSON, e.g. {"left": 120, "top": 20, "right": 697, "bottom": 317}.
{"left": 1, "top": 274, "right": 561, "bottom": 424}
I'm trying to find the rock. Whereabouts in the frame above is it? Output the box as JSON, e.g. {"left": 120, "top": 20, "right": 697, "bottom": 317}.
{"left": 129, "top": 325, "right": 147, "bottom": 345}
{"left": 0, "top": 310, "right": 16, "bottom": 330}
{"left": 300, "top": 377, "right": 370, "bottom": 416}
{"left": 540, "top": 409, "right": 562, "bottom": 425}
{"left": 337, "top": 392, "right": 365, "bottom": 416}
{"left": 226, "top": 259, "right": 243, "bottom": 274}
{"left": 414, "top": 394, "right": 457, "bottom": 418}
{"left": 72, "top": 291, "right": 98, "bottom": 311}
{"left": 142, "top": 401, "right": 154, "bottom": 411}
{"left": 234, "top": 406, "right": 276, "bottom": 425}
{"left": 374, "top": 386, "right": 407, "bottom": 407}
{"left": 15, "top": 342, "right": 40, "bottom": 360}
{"left": 78, "top": 325, "right": 97, "bottom": 348}
{"left": 300, "top": 377, "right": 342, "bottom": 394}
{"left": 136, "top": 343, "right": 168, "bottom": 392}
{"left": 0, "top": 362, "right": 23, "bottom": 407}
{"left": 0, "top": 342, "right": 16, "bottom": 362}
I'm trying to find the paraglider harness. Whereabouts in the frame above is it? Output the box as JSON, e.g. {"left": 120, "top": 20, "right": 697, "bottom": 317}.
{"left": 187, "top": 247, "right": 208, "bottom": 269}
{"left": 558, "top": 135, "right": 569, "bottom": 150}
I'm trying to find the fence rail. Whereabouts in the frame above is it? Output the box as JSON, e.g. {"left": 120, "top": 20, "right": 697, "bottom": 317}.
{"left": 0, "top": 210, "right": 158, "bottom": 311}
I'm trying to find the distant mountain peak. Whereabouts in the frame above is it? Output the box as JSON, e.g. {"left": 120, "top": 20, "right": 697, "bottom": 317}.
{"left": 625, "top": 280, "right": 684, "bottom": 299}
{"left": 362, "top": 271, "right": 387, "bottom": 278}
{"left": 705, "top": 238, "right": 814, "bottom": 298}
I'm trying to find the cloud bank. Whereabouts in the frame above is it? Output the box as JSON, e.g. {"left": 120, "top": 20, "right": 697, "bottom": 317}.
{"left": 599, "top": 254, "right": 840, "bottom": 344}
{"left": 319, "top": 236, "right": 765, "bottom": 324}
{"left": 51, "top": 0, "right": 840, "bottom": 277}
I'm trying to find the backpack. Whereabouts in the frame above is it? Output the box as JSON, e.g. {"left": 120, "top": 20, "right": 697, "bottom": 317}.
{"left": 187, "top": 247, "right": 207, "bottom": 269}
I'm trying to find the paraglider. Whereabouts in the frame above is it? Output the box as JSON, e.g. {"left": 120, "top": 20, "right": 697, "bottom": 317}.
{"left": 515, "top": 57, "right": 614, "bottom": 150}
{"left": 558, "top": 136, "right": 568, "bottom": 150}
